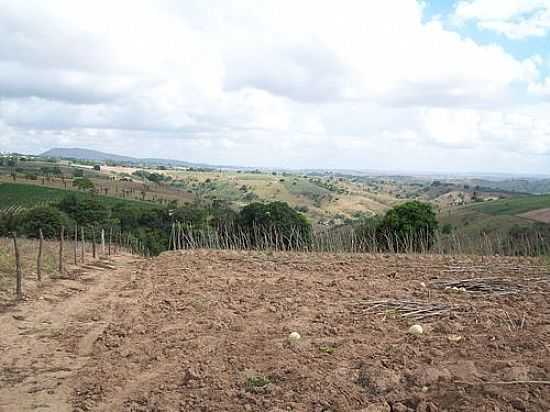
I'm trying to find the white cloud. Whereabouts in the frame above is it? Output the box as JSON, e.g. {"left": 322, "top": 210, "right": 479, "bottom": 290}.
{"left": 454, "top": 0, "right": 550, "bottom": 39}
{"left": 529, "top": 76, "right": 550, "bottom": 96}
{"left": 0, "top": 0, "right": 548, "bottom": 173}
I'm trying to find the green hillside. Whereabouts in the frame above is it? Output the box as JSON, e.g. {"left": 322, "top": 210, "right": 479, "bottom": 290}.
{"left": 464, "top": 195, "right": 550, "bottom": 215}
{"left": 440, "top": 194, "right": 550, "bottom": 235}
{"left": 0, "top": 182, "right": 157, "bottom": 211}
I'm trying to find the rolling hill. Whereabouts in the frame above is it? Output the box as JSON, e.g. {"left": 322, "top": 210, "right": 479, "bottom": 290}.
{"left": 440, "top": 194, "right": 550, "bottom": 235}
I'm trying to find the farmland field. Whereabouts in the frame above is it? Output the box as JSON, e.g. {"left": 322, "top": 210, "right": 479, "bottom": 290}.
{"left": 462, "top": 195, "right": 550, "bottom": 216}
{"left": 1, "top": 250, "right": 549, "bottom": 411}
{"left": 0, "top": 182, "right": 158, "bottom": 211}
{"left": 519, "top": 208, "right": 550, "bottom": 223}
{"left": 439, "top": 194, "right": 550, "bottom": 236}
{"left": 0, "top": 183, "right": 73, "bottom": 209}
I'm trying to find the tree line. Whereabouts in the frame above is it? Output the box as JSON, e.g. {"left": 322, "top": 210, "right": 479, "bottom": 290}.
{"left": 1, "top": 194, "right": 446, "bottom": 256}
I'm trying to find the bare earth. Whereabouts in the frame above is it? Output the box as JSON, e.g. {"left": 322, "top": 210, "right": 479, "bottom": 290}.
{"left": 0, "top": 255, "right": 142, "bottom": 412}
{"left": 519, "top": 208, "right": 550, "bottom": 224}
{"left": 1, "top": 251, "right": 550, "bottom": 412}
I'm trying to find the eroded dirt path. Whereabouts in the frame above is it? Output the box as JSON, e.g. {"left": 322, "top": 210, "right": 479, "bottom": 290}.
{"left": 0, "top": 255, "right": 143, "bottom": 412}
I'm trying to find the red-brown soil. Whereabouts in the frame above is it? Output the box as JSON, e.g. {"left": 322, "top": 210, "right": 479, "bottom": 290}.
{"left": 1, "top": 250, "right": 550, "bottom": 411}
{"left": 519, "top": 208, "right": 550, "bottom": 224}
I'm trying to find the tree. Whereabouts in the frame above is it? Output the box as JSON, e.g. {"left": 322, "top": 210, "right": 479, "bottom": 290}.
{"left": 0, "top": 209, "right": 22, "bottom": 237}
{"left": 239, "top": 201, "right": 311, "bottom": 247}
{"left": 93, "top": 164, "right": 101, "bottom": 171}
{"left": 58, "top": 195, "right": 110, "bottom": 226}
{"left": 173, "top": 205, "right": 209, "bottom": 229}
{"left": 73, "top": 177, "right": 95, "bottom": 191}
{"left": 376, "top": 201, "right": 438, "bottom": 252}
{"left": 21, "top": 207, "right": 72, "bottom": 239}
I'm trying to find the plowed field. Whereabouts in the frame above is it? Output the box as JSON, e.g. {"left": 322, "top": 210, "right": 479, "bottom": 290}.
{"left": 1, "top": 250, "right": 550, "bottom": 411}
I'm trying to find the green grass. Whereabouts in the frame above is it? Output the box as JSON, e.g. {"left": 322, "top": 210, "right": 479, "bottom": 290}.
{"left": 283, "top": 178, "right": 332, "bottom": 200}
{"left": 464, "top": 195, "right": 550, "bottom": 215}
{"left": 204, "top": 180, "right": 245, "bottom": 202}
{"left": 439, "top": 194, "right": 550, "bottom": 236}
{"left": 0, "top": 182, "right": 157, "bottom": 210}
{"left": 245, "top": 376, "right": 271, "bottom": 392}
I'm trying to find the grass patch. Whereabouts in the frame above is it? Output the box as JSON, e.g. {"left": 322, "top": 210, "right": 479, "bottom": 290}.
{"left": 319, "top": 345, "right": 336, "bottom": 354}
{"left": 245, "top": 375, "right": 271, "bottom": 393}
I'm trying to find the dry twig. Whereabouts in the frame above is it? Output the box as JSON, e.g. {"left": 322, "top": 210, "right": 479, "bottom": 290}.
{"left": 348, "top": 299, "right": 466, "bottom": 320}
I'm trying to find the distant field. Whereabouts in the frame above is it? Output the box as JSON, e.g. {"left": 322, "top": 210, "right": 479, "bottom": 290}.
{"left": 0, "top": 183, "right": 157, "bottom": 211}
{"left": 439, "top": 194, "right": 550, "bottom": 235}
{"left": 519, "top": 208, "right": 550, "bottom": 223}
{"left": 464, "top": 195, "right": 550, "bottom": 215}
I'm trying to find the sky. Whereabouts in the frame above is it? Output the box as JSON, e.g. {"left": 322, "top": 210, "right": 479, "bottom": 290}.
{"left": 1, "top": 0, "right": 550, "bottom": 174}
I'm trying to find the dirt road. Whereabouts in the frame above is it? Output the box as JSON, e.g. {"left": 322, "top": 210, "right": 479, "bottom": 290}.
{"left": 0, "top": 255, "right": 142, "bottom": 412}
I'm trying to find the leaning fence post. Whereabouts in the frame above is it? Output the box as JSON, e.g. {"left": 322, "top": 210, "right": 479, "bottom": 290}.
{"left": 37, "top": 228, "right": 44, "bottom": 281}
{"left": 12, "top": 233, "right": 23, "bottom": 300}
{"left": 59, "top": 225, "right": 64, "bottom": 273}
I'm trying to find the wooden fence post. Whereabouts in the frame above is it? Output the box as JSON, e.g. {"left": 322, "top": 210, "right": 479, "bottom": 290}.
{"left": 74, "top": 224, "right": 78, "bottom": 265}
{"left": 101, "top": 229, "right": 106, "bottom": 256}
{"left": 12, "top": 233, "right": 23, "bottom": 300}
{"left": 92, "top": 228, "right": 97, "bottom": 259}
{"left": 37, "top": 228, "right": 44, "bottom": 281}
{"left": 59, "top": 225, "right": 64, "bottom": 273}
{"left": 108, "top": 226, "right": 112, "bottom": 257}
{"left": 80, "top": 226, "right": 85, "bottom": 264}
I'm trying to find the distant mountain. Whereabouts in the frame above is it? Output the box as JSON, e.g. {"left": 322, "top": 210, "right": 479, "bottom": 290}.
{"left": 41, "top": 148, "right": 137, "bottom": 163}
{"left": 40, "top": 147, "right": 243, "bottom": 170}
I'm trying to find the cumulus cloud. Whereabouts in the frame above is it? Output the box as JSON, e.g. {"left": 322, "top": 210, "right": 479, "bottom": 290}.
{"left": 0, "top": 0, "right": 548, "bottom": 172}
{"left": 454, "top": 0, "right": 550, "bottom": 39}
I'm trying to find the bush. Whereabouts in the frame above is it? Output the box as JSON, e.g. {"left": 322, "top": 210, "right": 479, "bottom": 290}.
{"left": 21, "top": 207, "right": 72, "bottom": 239}
{"left": 376, "top": 201, "right": 438, "bottom": 252}
{"left": 73, "top": 177, "right": 95, "bottom": 191}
